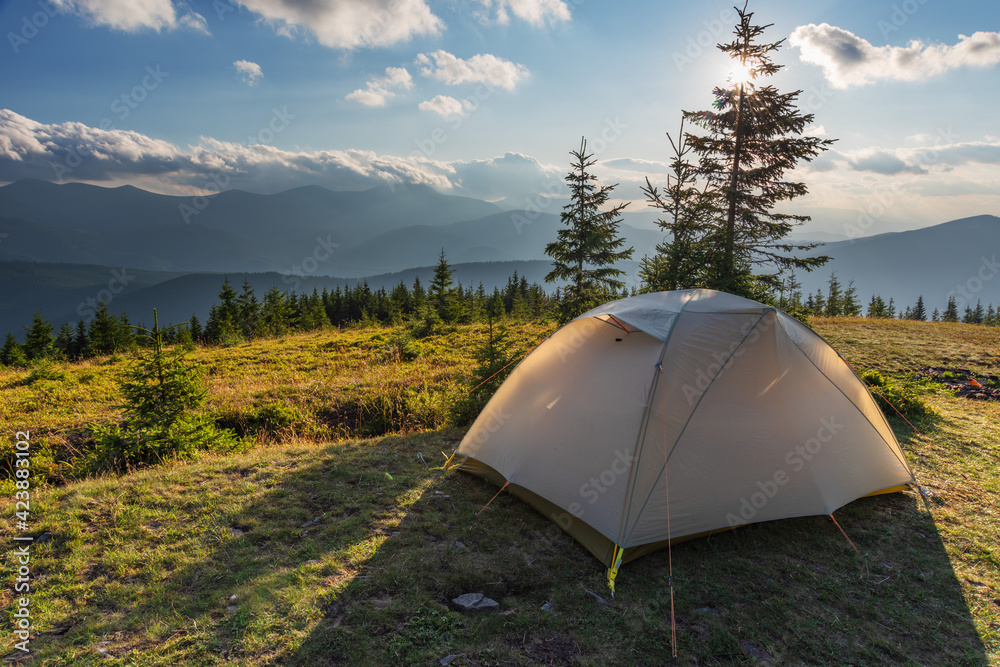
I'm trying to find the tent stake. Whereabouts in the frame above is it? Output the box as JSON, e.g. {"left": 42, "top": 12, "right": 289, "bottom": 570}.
{"left": 829, "top": 514, "right": 860, "bottom": 555}
{"left": 477, "top": 481, "right": 510, "bottom": 516}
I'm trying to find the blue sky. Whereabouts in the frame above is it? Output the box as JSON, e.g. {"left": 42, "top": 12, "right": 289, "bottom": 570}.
{"left": 1, "top": 0, "right": 998, "bottom": 237}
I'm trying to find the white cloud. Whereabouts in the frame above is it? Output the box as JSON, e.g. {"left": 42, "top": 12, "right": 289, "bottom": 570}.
{"left": 418, "top": 95, "right": 466, "bottom": 118}
{"left": 804, "top": 125, "right": 828, "bottom": 137}
{"left": 233, "top": 60, "right": 264, "bottom": 86}
{"left": 52, "top": 0, "right": 208, "bottom": 33}
{"left": 0, "top": 108, "right": 457, "bottom": 193}
{"left": 789, "top": 24, "right": 1000, "bottom": 88}
{"left": 478, "top": 0, "right": 571, "bottom": 26}
{"left": 449, "top": 152, "right": 564, "bottom": 204}
{"left": 345, "top": 67, "right": 414, "bottom": 107}
{"left": 848, "top": 149, "right": 926, "bottom": 175}
{"left": 234, "top": 0, "right": 442, "bottom": 49}
{"left": 600, "top": 157, "right": 672, "bottom": 174}
{"left": 415, "top": 50, "right": 529, "bottom": 91}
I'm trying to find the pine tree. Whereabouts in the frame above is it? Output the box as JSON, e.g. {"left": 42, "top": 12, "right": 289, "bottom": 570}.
{"left": 886, "top": 298, "right": 896, "bottom": 319}
{"left": 412, "top": 277, "right": 427, "bottom": 317}
{"left": 973, "top": 299, "right": 985, "bottom": 324}
{"left": 429, "top": 249, "right": 457, "bottom": 323}
{"left": 931, "top": 308, "right": 940, "bottom": 322}
{"left": 824, "top": 271, "right": 842, "bottom": 316}
{"left": 189, "top": 314, "right": 203, "bottom": 343}
{"left": 298, "top": 289, "right": 328, "bottom": 330}
{"left": 678, "top": 3, "right": 833, "bottom": 297}
{"left": 639, "top": 119, "right": 718, "bottom": 292}
{"left": 54, "top": 322, "right": 74, "bottom": 358}
{"left": 261, "top": 287, "right": 290, "bottom": 336}
{"left": 113, "top": 309, "right": 227, "bottom": 462}
{"left": 841, "top": 279, "right": 861, "bottom": 316}
{"left": 23, "top": 312, "right": 55, "bottom": 360}
{"left": 811, "top": 289, "right": 826, "bottom": 315}
{"left": 205, "top": 278, "right": 241, "bottom": 344}
{"left": 545, "top": 138, "right": 633, "bottom": 323}
{"left": 943, "top": 296, "right": 959, "bottom": 322}
{"left": 73, "top": 319, "right": 88, "bottom": 359}
{"left": 117, "top": 313, "right": 136, "bottom": 351}
{"left": 912, "top": 295, "right": 927, "bottom": 321}
{"left": 88, "top": 302, "right": 115, "bottom": 356}
{"left": 237, "top": 279, "right": 260, "bottom": 339}
{"left": 867, "top": 294, "right": 886, "bottom": 318}
{"left": 962, "top": 306, "right": 975, "bottom": 324}
{"left": 1, "top": 332, "right": 27, "bottom": 367}
{"left": 779, "top": 273, "right": 803, "bottom": 310}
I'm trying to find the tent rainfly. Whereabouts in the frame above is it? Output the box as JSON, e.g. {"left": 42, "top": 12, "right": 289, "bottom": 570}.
{"left": 448, "top": 289, "right": 916, "bottom": 592}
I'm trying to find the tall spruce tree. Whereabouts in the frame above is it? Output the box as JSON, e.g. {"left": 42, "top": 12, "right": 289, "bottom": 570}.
{"left": 824, "top": 271, "right": 843, "bottom": 316}
{"left": 545, "top": 137, "right": 633, "bottom": 323}
{"left": 73, "top": 319, "right": 88, "bottom": 359}
{"left": 867, "top": 294, "right": 887, "bottom": 318}
{"left": 942, "top": 296, "right": 959, "bottom": 322}
{"left": 678, "top": 2, "right": 833, "bottom": 297}
{"left": 639, "top": 120, "right": 718, "bottom": 292}
{"left": 912, "top": 295, "right": 927, "bottom": 321}
{"left": 429, "top": 249, "right": 457, "bottom": 323}
{"left": 841, "top": 279, "right": 861, "bottom": 316}
{"left": 23, "top": 312, "right": 54, "bottom": 360}
{"left": 54, "top": 322, "right": 74, "bottom": 358}
{"left": 1, "top": 332, "right": 27, "bottom": 367}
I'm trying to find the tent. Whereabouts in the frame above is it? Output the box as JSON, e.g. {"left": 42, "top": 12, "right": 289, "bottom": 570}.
{"left": 449, "top": 289, "right": 915, "bottom": 590}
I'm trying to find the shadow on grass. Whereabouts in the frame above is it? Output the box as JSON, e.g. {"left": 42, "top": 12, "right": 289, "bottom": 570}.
{"left": 33, "top": 426, "right": 988, "bottom": 666}
{"left": 286, "top": 444, "right": 987, "bottom": 664}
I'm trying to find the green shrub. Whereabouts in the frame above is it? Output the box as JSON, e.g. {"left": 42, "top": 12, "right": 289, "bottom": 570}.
{"left": 88, "top": 415, "right": 241, "bottom": 471}
{"left": 22, "top": 360, "right": 68, "bottom": 385}
{"left": 858, "top": 369, "right": 937, "bottom": 423}
{"left": 215, "top": 401, "right": 304, "bottom": 439}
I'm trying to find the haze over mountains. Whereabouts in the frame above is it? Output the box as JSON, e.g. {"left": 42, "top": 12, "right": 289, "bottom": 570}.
{"left": 0, "top": 179, "right": 997, "bottom": 335}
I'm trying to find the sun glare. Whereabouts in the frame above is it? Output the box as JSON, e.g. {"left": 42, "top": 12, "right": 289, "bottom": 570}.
{"left": 728, "top": 62, "right": 754, "bottom": 86}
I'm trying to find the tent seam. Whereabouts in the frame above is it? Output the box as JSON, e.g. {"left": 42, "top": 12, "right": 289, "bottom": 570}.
{"left": 621, "top": 309, "right": 770, "bottom": 545}
{"left": 613, "top": 301, "right": 690, "bottom": 547}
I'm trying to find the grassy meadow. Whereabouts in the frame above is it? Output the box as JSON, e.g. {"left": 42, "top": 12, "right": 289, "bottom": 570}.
{"left": 1, "top": 318, "right": 998, "bottom": 665}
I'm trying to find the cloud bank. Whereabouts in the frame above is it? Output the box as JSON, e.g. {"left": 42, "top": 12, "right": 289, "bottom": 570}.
{"left": 234, "top": 0, "right": 443, "bottom": 49}
{"left": 0, "top": 109, "right": 568, "bottom": 203}
{"left": 51, "top": 0, "right": 208, "bottom": 33}
{"left": 789, "top": 24, "right": 1000, "bottom": 88}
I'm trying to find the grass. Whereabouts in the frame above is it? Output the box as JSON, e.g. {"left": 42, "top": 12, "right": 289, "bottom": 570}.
{"left": 1, "top": 318, "right": 998, "bottom": 665}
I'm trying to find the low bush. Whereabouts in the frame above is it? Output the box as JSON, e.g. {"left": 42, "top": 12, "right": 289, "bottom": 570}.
{"left": 858, "top": 369, "right": 937, "bottom": 423}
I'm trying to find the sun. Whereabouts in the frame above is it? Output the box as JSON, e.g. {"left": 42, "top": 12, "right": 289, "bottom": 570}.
{"left": 727, "top": 61, "right": 754, "bottom": 86}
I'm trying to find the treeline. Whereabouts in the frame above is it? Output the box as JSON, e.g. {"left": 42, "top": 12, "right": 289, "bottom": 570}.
{"left": 776, "top": 271, "right": 1000, "bottom": 324}
{"left": 0, "top": 253, "right": 588, "bottom": 366}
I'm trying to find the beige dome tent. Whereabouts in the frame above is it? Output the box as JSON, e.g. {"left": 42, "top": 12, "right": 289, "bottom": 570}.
{"left": 449, "top": 289, "right": 915, "bottom": 591}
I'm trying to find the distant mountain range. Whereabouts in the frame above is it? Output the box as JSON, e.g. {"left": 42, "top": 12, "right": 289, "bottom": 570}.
{"left": 0, "top": 179, "right": 997, "bottom": 334}
{"left": 796, "top": 214, "right": 1000, "bottom": 312}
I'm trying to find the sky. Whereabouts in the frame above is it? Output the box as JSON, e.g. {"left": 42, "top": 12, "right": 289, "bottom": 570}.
{"left": 1, "top": 0, "right": 998, "bottom": 238}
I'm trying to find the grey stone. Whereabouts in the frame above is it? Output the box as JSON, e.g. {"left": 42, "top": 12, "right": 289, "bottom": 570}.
{"left": 36, "top": 532, "right": 52, "bottom": 543}
{"left": 439, "top": 654, "right": 466, "bottom": 665}
{"left": 691, "top": 607, "right": 718, "bottom": 616}
{"left": 584, "top": 589, "right": 608, "bottom": 605}
{"left": 451, "top": 593, "right": 499, "bottom": 612}
{"left": 541, "top": 602, "right": 554, "bottom": 613}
